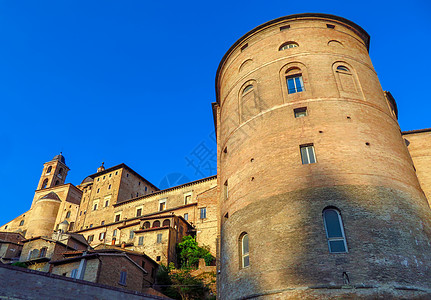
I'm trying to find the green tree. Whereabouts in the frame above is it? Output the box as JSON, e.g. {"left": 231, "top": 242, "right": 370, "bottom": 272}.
{"left": 177, "top": 236, "right": 214, "bottom": 268}
{"left": 169, "top": 268, "right": 212, "bottom": 300}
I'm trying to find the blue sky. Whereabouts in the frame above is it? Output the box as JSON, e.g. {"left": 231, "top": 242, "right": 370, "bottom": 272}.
{"left": 0, "top": 0, "right": 430, "bottom": 226}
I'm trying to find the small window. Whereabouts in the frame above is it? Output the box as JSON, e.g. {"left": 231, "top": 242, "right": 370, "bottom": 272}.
{"left": 280, "top": 25, "right": 290, "bottom": 31}
{"left": 4, "top": 225, "right": 7, "bottom": 229}
{"left": 71, "top": 269, "right": 78, "bottom": 279}
{"left": 97, "top": 188, "right": 100, "bottom": 193}
{"left": 79, "top": 211, "right": 82, "bottom": 216}
{"left": 157, "top": 233, "right": 162, "bottom": 243}
{"left": 184, "top": 213, "right": 189, "bottom": 221}
{"left": 108, "top": 184, "right": 111, "bottom": 190}
{"left": 138, "top": 182, "right": 141, "bottom": 185}
{"left": 58, "top": 168, "right": 63, "bottom": 178}
{"left": 109, "top": 174, "right": 112, "bottom": 177}
{"left": 97, "top": 178, "right": 100, "bottom": 182}
{"left": 240, "top": 43, "right": 248, "bottom": 51}
{"left": 119, "top": 271, "right": 127, "bottom": 285}
{"left": 159, "top": 200, "right": 166, "bottom": 211}
{"left": 162, "top": 219, "right": 170, "bottom": 227}
{"left": 101, "top": 221, "right": 105, "bottom": 225}
{"left": 41, "top": 179, "right": 49, "bottom": 189}
{"left": 242, "top": 85, "right": 253, "bottom": 95}
{"left": 240, "top": 233, "right": 250, "bottom": 268}
{"left": 136, "top": 208, "right": 142, "bottom": 217}
{"left": 89, "top": 224, "right": 93, "bottom": 228}
{"left": 286, "top": 74, "right": 304, "bottom": 94}
{"left": 200, "top": 207, "right": 207, "bottom": 219}
{"left": 93, "top": 203, "right": 98, "bottom": 211}
{"left": 153, "top": 220, "right": 160, "bottom": 228}
{"left": 138, "top": 236, "right": 144, "bottom": 245}
{"left": 115, "top": 214, "right": 121, "bottom": 222}
{"left": 136, "top": 192, "right": 139, "bottom": 197}
{"left": 55, "top": 180, "right": 60, "bottom": 186}
{"left": 126, "top": 174, "right": 129, "bottom": 178}
{"left": 129, "top": 230, "right": 134, "bottom": 239}
{"left": 115, "top": 171, "right": 118, "bottom": 175}
{"left": 294, "top": 107, "right": 307, "bottom": 118}
{"left": 184, "top": 195, "right": 191, "bottom": 205}
{"left": 336, "top": 65, "right": 350, "bottom": 72}
{"left": 145, "top": 187, "right": 148, "bottom": 192}
{"left": 46, "top": 166, "right": 52, "bottom": 174}
{"left": 326, "top": 24, "right": 335, "bottom": 29}
{"left": 323, "top": 208, "right": 348, "bottom": 253}
{"left": 143, "top": 221, "right": 150, "bottom": 229}
{"left": 66, "top": 211, "right": 71, "bottom": 219}
{"left": 279, "top": 42, "right": 298, "bottom": 51}
{"left": 19, "top": 220, "right": 24, "bottom": 226}
{"left": 156, "top": 256, "right": 161, "bottom": 261}
{"left": 300, "top": 144, "right": 316, "bottom": 164}
{"left": 103, "top": 176, "right": 105, "bottom": 180}
{"left": 99, "top": 232, "right": 105, "bottom": 240}
{"left": 39, "top": 247, "right": 47, "bottom": 258}
{"left": 113, "top": 229, "right": 117, "bottom": 237}
{"left": 87, "top": 235, "right": 94, "bottom": 242}
{"left": 105, "top": 200, "right": 109, "bottom": 207}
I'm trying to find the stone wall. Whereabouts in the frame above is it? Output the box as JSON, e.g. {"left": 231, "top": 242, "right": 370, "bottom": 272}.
{"left": 0, "top": 263, "right": 169, "bottom": 299}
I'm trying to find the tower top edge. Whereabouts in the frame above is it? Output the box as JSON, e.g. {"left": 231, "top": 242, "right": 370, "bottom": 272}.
{"left": 214, "top": 13, "right": 370, "bottom": 103}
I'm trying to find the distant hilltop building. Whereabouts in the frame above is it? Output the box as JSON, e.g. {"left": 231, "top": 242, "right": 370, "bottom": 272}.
{"left": 1, "top": 13, "right": 431, "bottom": 299}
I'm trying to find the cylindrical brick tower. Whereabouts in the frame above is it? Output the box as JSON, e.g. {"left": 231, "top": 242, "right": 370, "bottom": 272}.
{"left": 215, "top": 13, "right": 431, "bottom": 299}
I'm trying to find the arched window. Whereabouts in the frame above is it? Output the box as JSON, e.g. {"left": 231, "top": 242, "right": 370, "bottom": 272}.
{"left": 337, "top": 65, "right": 349, "bottom": 72}
{"left": 162, "top": 219, "right": 170, "bottom": 227}
{"left": 153, "top": 220, "right": 160, "bottom": 228}
{"left": 239, "top": 232, "right": 249, "bottom": 268}
{"left": 328, "top": 40, "right": 343, "bottom": 47}
{"left": 143, "top": 221, "right": 150, "bottom": 229}
{"left": 323, "top": 208, "right": 348, "bottom": 253}
{"left": 279, "top": 42, "right": 298, "bottom": 51}
{"left": 39, "top": 247, "right": 47, "bottom": 258}
{"left": 46, "top": 166, "right": 52, "bottom": 174}
{"left": 242, "top": 85, "right": 253, "bottom": 95}
{"left": 58, "top": 168, "right": 63, "bottom": 178}
{"left": 42, "top": 179, "right": 49, "bottom": 189}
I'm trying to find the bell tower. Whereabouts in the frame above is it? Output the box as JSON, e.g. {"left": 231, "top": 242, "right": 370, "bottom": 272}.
{"left": 36, "top": 153, "right": 69, "bottom": 191}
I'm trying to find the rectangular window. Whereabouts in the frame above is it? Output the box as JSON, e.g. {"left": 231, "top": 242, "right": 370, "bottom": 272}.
{"left": 99, "top": 232, "right": 105, "bottom": 240}
{"left": 280, "top": 24, "right": 290, "bottom": 31}
{"left": 136, "top": 208, "right": 142, "bottom": 217}
{"left": 119, "top": 271, "right": 127, "bottom": 285}
{"left": 184, "top": 213, "right": 188, "bottom": 221}
{"left": 71, "top": 269, "right": 78, "bottom": 279}
{"left": 129, "top": 230, "right": 134, "bottom": 239}
{"left": 156, "top": 256, "right": 161, "bottom": 261}
{"left": 200, "top": 207, "right": 207, "bottom": 219}
{"left": 113, "top": 229, "right": 117, "bottom": 237}
{"left": 159, "top": 200, "right": 166, "bottom": 211}
{"left": 184, "top": 195, "right": 191, "bottom": 205}
{"left": 286, "top": 75, "right": 304, "bottom": 94}
{"left": 294, "top": 107, "right": 307, "bottom": 118}
{"left": 326, "top": 24, "right": 335, "bottom": 29}
{"left": 157, "top": 233, "right": 162, "bottom": 243}
{"left": 105, "top": 200, "right": 109, "bottom": 207}
{"left": 87, "top": 235, "right": 94, "bottom": 242}
{"left": 101, "top": 221, "right": 105, "bottom": 225}
{"left": 89, "top": 224, "right": 93, "bottom": 228}
{"left": 93, "top": 203, "right": 98, "bottom": 211}
{"left": 115, "top": 214, "right": 121, "bottom": 222}
{"left": 300, "top": 144, "right": 316, "bottom": 164}
{"left": 138, "top": 236, "right": 144, "bottom": 245}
